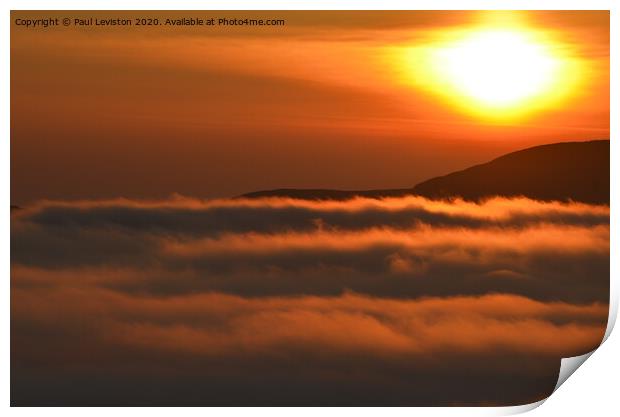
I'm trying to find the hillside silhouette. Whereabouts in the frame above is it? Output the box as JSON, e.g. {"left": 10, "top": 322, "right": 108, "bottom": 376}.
{"left": 242, "top": 140, "right": 609, "bottom": 204}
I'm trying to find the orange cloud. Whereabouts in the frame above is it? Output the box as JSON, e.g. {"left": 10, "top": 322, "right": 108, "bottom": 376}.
{"left": 11, "top": 195, "right": 609, "bottom": 405}
{"left": 12, "top": 287, "right": 606, "bottom": 366}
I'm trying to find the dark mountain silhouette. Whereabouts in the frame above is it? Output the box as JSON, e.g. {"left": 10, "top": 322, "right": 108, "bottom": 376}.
{"left": 241, "top": 140, "right": 609, "bottom": 204}
{"left": 412, "top": 140, "right": 609, "bottom": 204}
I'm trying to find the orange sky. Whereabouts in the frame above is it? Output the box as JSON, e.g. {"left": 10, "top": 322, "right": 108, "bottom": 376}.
{"left": 10, "top": 11, "right": 609, "bottom": 203}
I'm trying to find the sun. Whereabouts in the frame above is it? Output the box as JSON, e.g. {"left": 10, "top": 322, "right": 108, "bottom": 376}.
{"left": 397, "top": 25, "right": 580, "bottom": 120}
{"left": 433, "top": 30, "right": 558, "bottom": 108}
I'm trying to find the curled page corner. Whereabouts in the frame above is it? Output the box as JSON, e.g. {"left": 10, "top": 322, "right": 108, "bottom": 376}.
{"left": 543, "top": 289, "right": 619, "bottom": 403}
{"left": 491, "top": 351, "right": 595, "bottom": 416}
{"left": 495, "top": 346, "right": 603, "bottom": 415}
{"left": 548, "top": 296, "right": 617, "bottom": 393}
{"left": 554, "top": 351, "right": 595, "bottom": 393}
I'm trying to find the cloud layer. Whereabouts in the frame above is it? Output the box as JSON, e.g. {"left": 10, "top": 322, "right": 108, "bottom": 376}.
{"left": 11, "top": 196, "right": 609, "bottom": 405}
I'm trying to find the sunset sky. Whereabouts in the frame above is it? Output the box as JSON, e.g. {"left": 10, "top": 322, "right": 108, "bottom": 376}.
{"left": 11, "top": 10, "right": 610, "bottom": 406}
{"left": 11, "top": 10, "right": 609, "bottom": 204}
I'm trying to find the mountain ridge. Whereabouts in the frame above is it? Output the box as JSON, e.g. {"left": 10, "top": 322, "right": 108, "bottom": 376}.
{"left": 241, "top": 140, "right": 610, "bottom": 204}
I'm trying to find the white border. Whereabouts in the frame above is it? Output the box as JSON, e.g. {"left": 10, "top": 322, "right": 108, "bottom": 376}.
{"left": 2, "top": 1, "right": 617, "bottom": 415}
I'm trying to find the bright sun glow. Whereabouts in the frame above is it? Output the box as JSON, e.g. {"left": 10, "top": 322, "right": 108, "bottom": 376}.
{"left": 397, "top": 25, "right": 581, "bottom": 120}
{"left": 434, "top": 30, "right": 558, "bottom": 107}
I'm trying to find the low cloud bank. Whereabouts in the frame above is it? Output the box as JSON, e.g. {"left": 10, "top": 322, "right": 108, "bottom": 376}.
{"left": 11, "top": 196, "right": 609, "bottom": 405}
